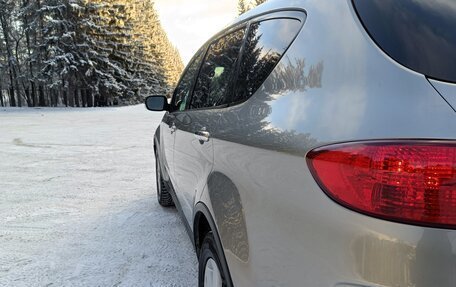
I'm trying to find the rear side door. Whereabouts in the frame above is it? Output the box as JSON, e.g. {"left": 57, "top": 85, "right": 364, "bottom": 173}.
{"left": 160, "top": 49, "right": 206, "bottom": 185}
{"left": 173, "top": 27, "right": 247, "bottom": 223}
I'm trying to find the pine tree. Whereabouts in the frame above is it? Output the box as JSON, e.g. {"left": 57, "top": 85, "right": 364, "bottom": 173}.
{"left": 254, "top": 0, "right": 267, "bottom": 6}
{"left": 0, "top": 0, "right": 20, "bottom": 107}
{"left": 238, "top": 0, "right": 267, "bottom": 15}
{"left": 0, "top": 0, "right": 184, "bottom": 107}
{"left": 130, "top": 0, "right": 167, "bottom": 100}
{"left": 238, "top": 0, "right": 247, "bottom": 15}
{"left": 19, "top": 0, "right": 39, "bottom": 106}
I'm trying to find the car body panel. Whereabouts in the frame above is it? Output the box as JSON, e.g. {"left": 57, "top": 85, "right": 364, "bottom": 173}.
{"left": 154, "top": 0, "right": 456, "bottom": 286}
{"left": 218, "top": 0, "right": 455, "bottom": 151}
{"left": 160, "top": 113, "right": 176, "bottom": 182}
{"left": 429, "top": 79, "right": 456, "bottom": 113}
{"left": 209, "top": 0, "right": 455, "bottom": 286}
{"left": 173, "top": 109, "right": 216, "bottom": 223}
{"left": 211, "top": 140, "right": 456, "bottom": 287}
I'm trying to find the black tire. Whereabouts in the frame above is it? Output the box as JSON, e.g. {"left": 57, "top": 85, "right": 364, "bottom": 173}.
{"left": 155, "top": 153, "right": 174, "bottom": 207}
{"left": 198, "top": 232, "right": 228, "bottom": 287}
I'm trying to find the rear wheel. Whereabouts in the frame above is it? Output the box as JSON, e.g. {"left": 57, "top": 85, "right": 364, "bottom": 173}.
{"left": 155, "top": 153, "right": 174, "bottom": 207}
{"left": 198, "top": 232, "right": 228, "bottom": 287}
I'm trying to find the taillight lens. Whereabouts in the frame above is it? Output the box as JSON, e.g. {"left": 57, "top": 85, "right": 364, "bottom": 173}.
{"left": 307, "top": 141, "right": 456, "bottom": 229}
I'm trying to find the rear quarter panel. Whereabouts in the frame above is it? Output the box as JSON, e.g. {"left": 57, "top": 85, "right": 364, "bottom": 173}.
{"left": 202, "top": 0, "right": 456, "bottom": 286}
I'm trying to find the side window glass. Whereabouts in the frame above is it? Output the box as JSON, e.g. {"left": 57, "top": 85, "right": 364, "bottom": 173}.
{"left": 172, "top": 50, "right": 205, "bottom": 112}
{"left": 234, "top": 18, "right": 302, "bottom": 103}
{"left": 190, "top": 28, "right": 246, "bottom": 109}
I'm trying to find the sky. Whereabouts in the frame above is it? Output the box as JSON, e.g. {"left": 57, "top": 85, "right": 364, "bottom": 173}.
{"left": 154, "top": 0, "right": 238, "bottom": 64}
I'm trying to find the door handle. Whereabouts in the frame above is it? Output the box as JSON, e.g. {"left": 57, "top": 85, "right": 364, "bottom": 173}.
{"left": 170, "top": 123, "right": 177, "bottom": 134}
{"left": 194, "top": 130, "right": 210, "bottom": 143}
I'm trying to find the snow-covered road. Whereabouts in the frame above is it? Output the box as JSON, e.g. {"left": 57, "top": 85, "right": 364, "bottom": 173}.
{"left": 0, "top": 106, "right": 197, "bottom": 286}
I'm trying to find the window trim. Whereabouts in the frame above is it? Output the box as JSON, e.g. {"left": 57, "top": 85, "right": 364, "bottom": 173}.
{"left": 170, "top": 45, "right": 208, "bottom": 112}
{"left": 229, "top": 14, "right": 306, "bottom": 108}
{"left": 170, "top": 9, "right": 307, "bottom": 113}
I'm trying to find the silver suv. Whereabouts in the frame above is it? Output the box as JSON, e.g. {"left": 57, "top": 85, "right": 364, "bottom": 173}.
{"left": 146, "top": 0, "right": 456, "bottom": 286}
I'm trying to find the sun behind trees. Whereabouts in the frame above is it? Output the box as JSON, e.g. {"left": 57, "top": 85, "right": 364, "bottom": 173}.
{"left": 0, "top": 0, "right": 183, "bottom": 107}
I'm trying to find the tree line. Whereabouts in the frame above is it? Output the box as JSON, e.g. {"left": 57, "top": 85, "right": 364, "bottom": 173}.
{"left": 0, "top": 0, "right": 183, "bottom": 108}
{"left": 238, "top": 0, "right": 267, "bottom": 15}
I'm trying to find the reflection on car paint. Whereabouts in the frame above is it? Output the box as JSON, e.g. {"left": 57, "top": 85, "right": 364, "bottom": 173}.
{"left": 208, "top": 172, "right": 249, "bottom": 263}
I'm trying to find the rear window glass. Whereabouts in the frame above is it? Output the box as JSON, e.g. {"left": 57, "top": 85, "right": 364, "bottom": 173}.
{"left": 353, "top": 0, "right": 456, "bottom": 83}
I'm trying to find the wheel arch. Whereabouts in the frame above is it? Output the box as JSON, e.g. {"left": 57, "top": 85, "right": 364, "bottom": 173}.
{"left": 194, "top": 202, "right": 234, "bottom": 287}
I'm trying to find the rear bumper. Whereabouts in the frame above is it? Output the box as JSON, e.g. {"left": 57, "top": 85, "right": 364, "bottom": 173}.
{"left": 239, "top": 187, "right": 456, "bottom": 286}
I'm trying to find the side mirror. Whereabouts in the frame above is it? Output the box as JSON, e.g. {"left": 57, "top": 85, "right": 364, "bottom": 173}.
{"left": 145, "top": 96, "right": 168, "bottom": 111}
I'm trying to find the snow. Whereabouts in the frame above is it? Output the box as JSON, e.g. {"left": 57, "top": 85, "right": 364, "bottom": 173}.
{"left": 0, "top": 106, "right": 197, "bottom": 286}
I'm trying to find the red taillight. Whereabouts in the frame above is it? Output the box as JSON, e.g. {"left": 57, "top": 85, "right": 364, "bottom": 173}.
{"left": 307, "top": 141, "right": 456, "bottom": 229}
